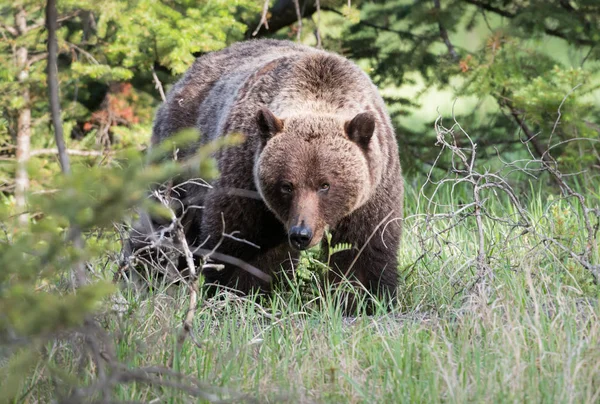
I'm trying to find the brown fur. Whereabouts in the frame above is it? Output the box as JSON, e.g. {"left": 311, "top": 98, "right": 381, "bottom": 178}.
{"left": 128, "top": 39, "right": 404, "bottom": 308}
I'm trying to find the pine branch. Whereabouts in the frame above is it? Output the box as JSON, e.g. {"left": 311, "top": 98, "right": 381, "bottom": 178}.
{"left": 463, "top": 0, "right": 596, "bottom": 46}
{"left": 432, "top": 0, "right": 459, "bottom": 62}
{"left": 463, "top": 0, "right": 514, "bottom": 18}
{"left": 322, "top": 6, "right": 421, "bottom": 40}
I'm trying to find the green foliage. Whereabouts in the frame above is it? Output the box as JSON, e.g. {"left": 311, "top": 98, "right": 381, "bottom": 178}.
{"left": 96, "top": 0, "right": 258, "bottom": 74}
{"left": 0, "top": 0, "right": 259, "bottom": 203}
{"left": 0, "top": 133, "right": 228, "bottom": 400}
{"left": 295, "top": 231, "right": 352, "bottom": 290}
{"left": 314, "top": 0, "right": 600, "bottom": 175}
{"left": 70, "top": 62, "right": 134, "bottom": 81}
{"left": 1, "top": 1, "right": 599, "bottom": 400}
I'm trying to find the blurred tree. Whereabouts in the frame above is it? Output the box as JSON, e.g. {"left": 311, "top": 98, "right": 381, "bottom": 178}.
{"left": 0, "top": 0, "right": 259, "bottom": 217}
{"left": 1, "top": 0, "right": 598, "bottom": 205}
{"left": 0, "top": 2, "right": 78, "bottom": 222}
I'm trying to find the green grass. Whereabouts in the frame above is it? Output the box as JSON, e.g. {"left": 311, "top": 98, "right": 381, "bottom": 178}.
{"left": 13, "top": 178, "right": 600, "bottom": 403}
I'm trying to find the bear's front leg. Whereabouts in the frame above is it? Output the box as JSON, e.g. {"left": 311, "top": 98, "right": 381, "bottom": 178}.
{"left": 206, "top": 242, "right": 298, "bottom": 294}
{"left": 326, "top": 207, "right": 401, "bottom": 313}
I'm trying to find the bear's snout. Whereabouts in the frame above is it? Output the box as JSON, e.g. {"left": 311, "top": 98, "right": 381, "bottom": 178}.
{"left": 288, "top": 222, "right": 313, "bottom": 250}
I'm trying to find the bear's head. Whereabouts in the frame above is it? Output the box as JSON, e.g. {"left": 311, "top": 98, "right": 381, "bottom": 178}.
{"left": 254, "top": 108, "right": 377, "bottom": 250}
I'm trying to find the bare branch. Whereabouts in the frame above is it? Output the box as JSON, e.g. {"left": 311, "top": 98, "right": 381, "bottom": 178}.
{"left": 498, "top": 97, "right": 553, "bottom": 164}
{"left": 27, "top": 52, "right": 48, "bottom": 67}
{"left": 151, "top": 65, "right": 167, "bottom": 102}
{"left": 47, "top": 3, "right": 70, "bottom": 176}
{"left": 315, "top": 0, "right": 322, "bottom": 48}
{"left": 248, "top": 0, "right": 317, "bottom": 39}
{"left": 193, "top": 248, "right": 272, "bottom": 283}
{"left": 31, "top": 148, "right": 105, "bottom": 157}
{"left": 0, "top": 22, "right": 18, "bottom": 37}
{"left": 252, "top": 0, "right": 271, "bottom": 36}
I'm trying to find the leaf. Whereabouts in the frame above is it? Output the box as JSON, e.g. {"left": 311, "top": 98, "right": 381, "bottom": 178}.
{"left": 330, "top": 243, "right": 352, "bottom": 255}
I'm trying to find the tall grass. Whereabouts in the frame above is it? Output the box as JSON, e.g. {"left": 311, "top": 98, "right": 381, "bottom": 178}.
{"left": 23, "top": 178, "right": 599, "bottom": 403}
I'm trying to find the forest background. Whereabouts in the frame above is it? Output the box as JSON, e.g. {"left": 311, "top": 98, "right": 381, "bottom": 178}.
{"left": 1, "top": 0, "right": 599, "bottom": 402}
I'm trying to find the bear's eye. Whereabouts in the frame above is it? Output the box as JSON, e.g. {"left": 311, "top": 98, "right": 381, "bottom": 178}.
{"left": 319, "top": 183, "right": 330, "bottom": 193}
{"left": 280, "top": 182, "right": 293, "bottom": 194}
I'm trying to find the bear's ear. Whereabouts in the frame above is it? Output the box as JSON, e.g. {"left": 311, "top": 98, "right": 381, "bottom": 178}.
{"left": 256, "top": 107, "right": 284, "bottom": 142}
{"left": 345, "top": 111, "right": 375, "bottom": 148}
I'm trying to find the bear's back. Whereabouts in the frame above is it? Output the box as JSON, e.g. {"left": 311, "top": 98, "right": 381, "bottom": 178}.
{"left": 151, "top": 40, "right": 311, "bottom": 148}
{"left": 152, "top": 40, "right": 387, "bottom": 152}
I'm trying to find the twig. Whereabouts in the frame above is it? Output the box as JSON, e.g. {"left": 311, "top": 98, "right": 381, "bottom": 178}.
{"left": 292, "top": 0, "right": 302, "bottom": 41}
{"left": 192, "top": 248, "right": 272, "bottom": 283}
{"left": 31, "top": 148, "right": 105, "bottom": 157}
{"left": 27, "top": 52, "right": 48, "bottom": 67}
{"left": 315, "top": 0, "right": 322, "bottom": 48}
{"left": 345, "top": 210, "right": 394, "bottom": 277}
{"left": 67, "top": 41, "right": 100, "bottom": 65}
{"left": 434, "top": 108, "right": 490, "bottom": 279}
{"left": 499, "top": 97, "right": 554, "bottom": 165}
{"left": 151, "top": 65, "right": 167, "bottom": 102}
{"left": 171, "top": 191, "right": 201, "bottom": 354}
{"left": 253, "top": 0, "right": 271, "bottom": 36}
{"left": 0, "top": 21, "right": 18, "bottom": 36}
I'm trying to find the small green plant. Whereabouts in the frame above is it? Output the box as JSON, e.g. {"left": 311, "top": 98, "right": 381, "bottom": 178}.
{"left": 295, "top": 231, "right": 352, "bottom": 289}
{"left": 0, "top": 130, "right": 241, "bottom": 401}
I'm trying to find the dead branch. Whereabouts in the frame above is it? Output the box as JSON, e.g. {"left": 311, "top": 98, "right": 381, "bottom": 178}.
{"left": 31, "top": 148, "right": 105, "bottom": 157}
{"left": 315, "top": 0, "right": 322, "bottom": 48}
{"left": 253, "top": 0, "right": 271, "bottom": 36}
{"left": 27, "top": 52, "right": 48, "bottom": 67}
{"left": 247, "top": 0, "right": 317, "bottom": 39}
{"left": 151, "top": 65, "right": 167, "bottom": 102}
{"left": 433, "top": 110, "right": 490, "bottom": 280}
{"left": 0, "top": 21, "right": 18, "bottom": 36}
{"left": 411, "top": 86, "right": 599, "bottom": 302}
{"left": 151, "top": 181, "right": 204, "bottom": 361}
{"left": 120, "top": 177, "right": 273, "bottom": 360}
{"left": 193, "top": 248, "right": 272, "bottom": 283}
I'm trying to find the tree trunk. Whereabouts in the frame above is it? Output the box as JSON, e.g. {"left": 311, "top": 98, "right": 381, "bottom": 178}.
{"left": 15, "top": 7, "right": 30, "bottom": 225}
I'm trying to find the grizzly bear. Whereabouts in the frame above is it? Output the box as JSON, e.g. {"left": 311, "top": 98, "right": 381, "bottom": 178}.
{"left": 127, "top": 39, "right": 403, "bottom": 308}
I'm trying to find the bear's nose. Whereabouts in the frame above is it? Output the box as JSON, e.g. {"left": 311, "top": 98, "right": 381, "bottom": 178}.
{"left": 289, "top": 225, "right": 313, "bottom": 250}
